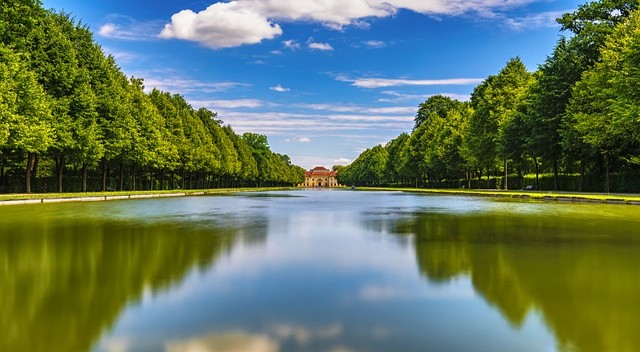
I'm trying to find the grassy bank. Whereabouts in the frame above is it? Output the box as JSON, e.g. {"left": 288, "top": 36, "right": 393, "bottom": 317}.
{"left": 0, "top": 187, "right": 297, "bottom": 205}
{"left": 352, "top": 187, "right": 640, "bottom": 205}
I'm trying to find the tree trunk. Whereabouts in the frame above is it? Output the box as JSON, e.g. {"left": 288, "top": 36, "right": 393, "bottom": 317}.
{"left": 25, "top": 152, "right": 35, "bottom": 193}
{"left": 150, "top": 171, "right": 154, "bottom": 191}
{"left": 119, "top": 162, "right": 124, "bottom": 191}
{"left": 159, "top": 169, "right": 165, "bottom": 190}
{"left": 182, "top": 171, "right": 186, "bottom": 190}
{"left": 517, "top": 167, "right": 523, "bottom": 190}
{"left": 131, "top": 165, "right": 136, "bottom": 191}
{"left": 467, "top": 169, "right": 471, "bottom": 189}
{"left": 503, "top": 160, "right": 508, "bottom": 190}
{"left": 0, "top": 161, "right": 4, "bottom": 193}
{"left": 553, "top": 159, "right": 559, "bottom": 191}
{"left": 579, "top": 159, "right": 585, "bottom": 192}
{"left": 82, "top": 162, "right": 88, "bottom": 193}
{"left": 486, "top": 167, "right": 490, "bottom": 189}
{"left": 57, "top": 155, "right": 65, "bottom": 193}
{"left": 604, "top": 152, "right": 610, "bottom": 194}
{"left": 533, "top": 157, "right": 540, "bottom": 190}
{"left": 101, "top": 157, "right": 108, "bottom": 192}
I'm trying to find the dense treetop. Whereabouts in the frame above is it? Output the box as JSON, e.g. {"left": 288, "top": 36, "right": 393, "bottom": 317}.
{"left": 0, "top": 0, "right": 304, "bottom": 193}
{"left": 339, "top": 0, "right": 640, "bottom": 193}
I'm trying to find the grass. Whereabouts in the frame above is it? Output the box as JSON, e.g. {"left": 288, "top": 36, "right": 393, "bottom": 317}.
{"left": 0, "top": 187, "right": 297, "bottom": 203}
{"left": 350, "top": 187, "right": 640, "bottom": 204}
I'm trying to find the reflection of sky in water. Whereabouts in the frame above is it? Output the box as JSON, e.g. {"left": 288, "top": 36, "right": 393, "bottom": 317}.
{"left": 93, "top": 190, "right": 564, "bottom": 352}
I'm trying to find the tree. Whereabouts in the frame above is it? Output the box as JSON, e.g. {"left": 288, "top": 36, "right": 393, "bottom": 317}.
{"left": 385, "top": 133, "right": 410, "bottom": 186}
{"left": 558, "top": 0, "right": 638, "bottom": 65}
{"left": 523, "top": 38, "right": 587, "bottom": 190}
{"left": 0, "top": 45, "right": 53, "bottom": 192}
{"left": 566, "top": 9, "right": 640, "bottom": 193}
{"left": 414, "top": 95, "right": 459, "bottom": 130}
{"left": 467, "top": 58, "right": 532, "bottom": 189}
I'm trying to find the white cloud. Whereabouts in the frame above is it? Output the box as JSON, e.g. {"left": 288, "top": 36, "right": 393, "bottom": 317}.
{"left": 378, "top": 91, "right": 471, "bottom": 102}
{"left": 160, "top": 0, "right": 541, "bottom": 48}
{"left": 363, "top": 40, "right": 387, "bottom": 48}
{"left": 283, "top": 40, "right": 301, "bottom": 50}
{"left": 191, "top": 99, "right": 265, "bottom": 109}
{"left": 296, "top": 103, "right": 414, "bottom": 114}
{"left": 98, "top": 15, "right": 163, "bottom": 41}
{"left": 102, "top": 47, "right": 139, "bottom": 64}
{"left": 337, "top": 76, "right": 484, "bottom": 88}
{"left": 308, "top": 42, "right": 334, "bottom": 51}
{"left": 140, "top": 75, "right": 249, "bottom": 94}
{"left": 159, "top": 2, "right": 283, "bottom": 48}
{"left": 214, "top": 110, "right": 412, "bottom": 135}
{"left": 270, "top": 85, "right": 291, "bottom": 92}
{"left": 503, "top": 10, "right": 567, "bottom": 30}
{"left": 334, "top": 158, "right": 352, "bottom": 164}
{"left": 297, "top": 137, "right": 312, "bottom": 142}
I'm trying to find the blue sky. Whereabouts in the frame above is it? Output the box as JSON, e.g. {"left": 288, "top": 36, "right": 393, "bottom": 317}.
{"left": 42, "top": 0, "right": 583, "bottom": 170}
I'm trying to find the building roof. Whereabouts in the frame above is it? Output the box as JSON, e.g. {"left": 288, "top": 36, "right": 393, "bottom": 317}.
{"left": 305, "top": 166, "right": 337, "bottom": 177}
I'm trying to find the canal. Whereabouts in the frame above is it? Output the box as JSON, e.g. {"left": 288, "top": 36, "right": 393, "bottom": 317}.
{"left": 1, "top": 190, "right": 638, "bottom": 351}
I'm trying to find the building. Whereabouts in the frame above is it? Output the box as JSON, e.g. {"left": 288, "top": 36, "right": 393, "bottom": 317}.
{"left": 302, "top": 166, "right": 339, "bottom": 188}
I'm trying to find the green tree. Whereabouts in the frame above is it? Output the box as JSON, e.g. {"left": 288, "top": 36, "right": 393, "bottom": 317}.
{"left": 0, "top": 45, "right": 53, "bottom": 192}
{"left": 414, "top": 95, "right": 459, "bottom": 130}
{"left": 467, "top": 58, "right": 532, "bottom": 189}
{"left": 566, "top": 9, "right": 640, "bottom": 193}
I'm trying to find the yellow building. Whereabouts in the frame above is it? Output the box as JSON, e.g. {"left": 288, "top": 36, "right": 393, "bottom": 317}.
{"left": 302, "top": 166, "right": 339, "bottom": 188}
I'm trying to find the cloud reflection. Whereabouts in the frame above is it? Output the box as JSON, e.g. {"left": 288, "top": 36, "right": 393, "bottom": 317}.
{"left": 165, "top": 332, "right": 278, "bottom": 352}
{"left": 271, "top": 324, "right": 342, "bottom": 344}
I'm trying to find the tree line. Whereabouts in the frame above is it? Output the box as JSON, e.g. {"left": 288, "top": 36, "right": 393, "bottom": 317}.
{"left": 339, "top": 0, "right": 640, "bottom": 193}
{"left": 0, "top": 0, "right": 304, "bottom": 193}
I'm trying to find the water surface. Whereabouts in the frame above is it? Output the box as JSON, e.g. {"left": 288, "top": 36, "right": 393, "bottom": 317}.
{"left": 1, "top": 190, "right": 639, "bottom": 352}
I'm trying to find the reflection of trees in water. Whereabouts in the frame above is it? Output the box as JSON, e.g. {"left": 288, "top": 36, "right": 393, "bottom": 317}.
{"left": 0, "top": 217, "right": 267, "bottom": 352}
{"left": 389, "top": 212, "right": 640, "bottom": 352}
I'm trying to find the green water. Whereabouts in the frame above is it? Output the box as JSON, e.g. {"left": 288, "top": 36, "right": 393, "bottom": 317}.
{"left": 1, "top": 190, "right": 639, "bottom": 351}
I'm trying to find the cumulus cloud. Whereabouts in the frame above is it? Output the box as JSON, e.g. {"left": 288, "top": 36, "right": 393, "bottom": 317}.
{"left": 159, "top": 2, "right": 283, "bottom": 48}
{"left": 308, "top": 41, "right": 334, "bottom": 51}
{"left": 297, "top": 137, "right": 312, "bottom": 142}
{"left": 337, "top": 76, "right": 484, "bottom": 88}
{"left": 160, "top": 0, "right": 541, "bottom": 48}
{"left": 270, "top": 84, "right": 291, "bottom": 92}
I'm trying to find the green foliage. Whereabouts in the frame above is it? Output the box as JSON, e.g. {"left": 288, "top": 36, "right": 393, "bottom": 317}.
{"left": 344, "top": 1, "right": 640, "bottom": 193}
{"left": 0, "top": 1, "right": 303, "bottom": 193}
{"left": 339, "top": 145, "right": 388, "bottom": 186}
{"left": 0, "top": 45, "right": 53, "bottom": 154}
{"left": 567, "top": 9, "right": 640, "bottom": 165}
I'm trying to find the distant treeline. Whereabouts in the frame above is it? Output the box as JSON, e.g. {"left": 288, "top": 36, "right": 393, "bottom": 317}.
{"left": 339, "top": 0, "right": 640, "bottom": 193}
{"left": 0, "top": 1, "right": 304, "bottom": 193}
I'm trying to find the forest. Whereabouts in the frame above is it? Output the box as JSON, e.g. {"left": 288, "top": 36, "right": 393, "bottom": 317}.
{"left": 0, "top": 0, "right": 305, "bottom": 194}
{"left": 338, "top": 0, "right": 640, "bottom": 193}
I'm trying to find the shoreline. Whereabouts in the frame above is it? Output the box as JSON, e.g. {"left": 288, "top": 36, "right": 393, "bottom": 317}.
{"left": 0, "top": 187, "right": 296, "bottom": 206}
{"left": 3, "top": 187, "right": 640, "bottom": 206}
{"left": 352, "top": 187, "right": 640, "bottom": 206}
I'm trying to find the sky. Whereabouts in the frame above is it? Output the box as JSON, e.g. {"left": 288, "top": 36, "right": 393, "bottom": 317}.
{"left": 42, "top": 0, "right": 584, "bottom": 170}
